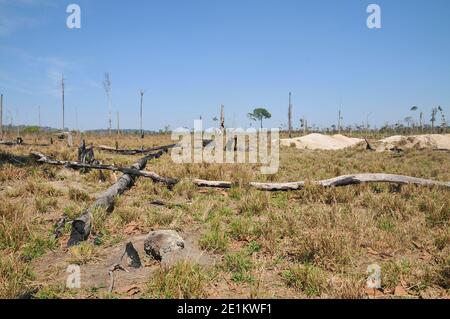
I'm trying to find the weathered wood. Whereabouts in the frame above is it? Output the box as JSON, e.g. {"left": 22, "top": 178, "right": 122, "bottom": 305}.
{"left": 30, "top": 151, "right": 177, "bottom": 186}
{"left": 65, "top": 151, "right": 166, "bottom": 246}
{"left": 193, "top": 174, "right": 450, "bottom": 191}
{"left": 250, "top": 174, "right": 450, "bottom": 191}
{"left": 98, "top": 143, "right": 176, "bottom": 155}
{"left": 193, "top": 179, "right": 233, "bottom": 188}
{"left": 0, "top": 140, "right": 50, "bottom": 147}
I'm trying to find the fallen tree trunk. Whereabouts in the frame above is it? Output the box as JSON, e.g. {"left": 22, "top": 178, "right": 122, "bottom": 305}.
{"left": 0, "top": 139, "right": 50, "bottom": 147}
{"left": 30, "top": 151, "right": 177, "bottom": 186}
{"left": 193, "top": 179, "right": 233, "bottom": 188}
{"left": 250, "top": 174, "right": 450, "bottom": 191}
{"left": 66, "top": 151, "right": 166, "bottom": 246}
{"left": 98, "top": 143, "right": 176, "bottom": 155}
{"left": 193, "top": 174, "right": 450, "bottom": 191}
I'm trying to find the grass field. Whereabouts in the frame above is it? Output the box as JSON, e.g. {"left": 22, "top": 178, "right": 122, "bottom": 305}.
{"left": 0, "top": 133, "right": 449, "bottom": 299}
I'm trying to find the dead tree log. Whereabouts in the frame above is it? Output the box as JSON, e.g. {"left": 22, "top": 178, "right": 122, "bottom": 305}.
{"left": 193, "top": 179, "right": 233, "bottom": 188}
{"left": 66, "top": 152, "right": 165, "bottom": 247}
{"left": 249, "top": 174, "right": 450, "bottom": 191}
{"left": 192, "top": 174, "right": 450, "bottom": 191}
{"left": 0, "top": 140, "right": 50, "bottom": 147}
{"left": 98, "top": 143, "right": 176, "bottom": 155}
{"left": 30, "top": 151, "right": 177, "bottom": 186}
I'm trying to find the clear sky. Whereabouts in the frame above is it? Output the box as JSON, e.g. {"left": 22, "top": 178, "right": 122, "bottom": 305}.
{"left": 0, "top": 0, "right": 449, "bottom": 131}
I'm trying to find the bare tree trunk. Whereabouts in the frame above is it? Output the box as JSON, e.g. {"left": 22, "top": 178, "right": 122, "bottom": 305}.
{"left": 193, "top": 179, "right": 232, "bottom": 188}
{"left": 117, "top": 111, "right": 120, "bottom": 136}
{"left": 66, "top": 151, "right": 165, "bottom": 246}
{"left": 98, "top": 143, "right": 176, "bottom": 155}
{"left": 338, "top": 110, "right": 342, "bottom": 134}
{"left": 288, "top": 92, "right": 292, "bottom": 138}
{"left": 192, "top": 174, "right": 450, "bottom": 191}
{"left": 61, "top": 75, "right": 65, "bottom": 131}
{"left": 250, "top": 174, "right": 450, "bottom": 191}
{"left": 220, "top": 104, "right": 225, "bottom": 132}
{"left": 31, "top": 150, "right": 176, "bottom": 185}
{"left": 140, "top": 90, "right": 144, "bottom": 138}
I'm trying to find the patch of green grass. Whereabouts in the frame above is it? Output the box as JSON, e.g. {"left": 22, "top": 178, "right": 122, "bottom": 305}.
{"left": 377, "top": 216, "right": 395, "bottom": 232}
{"left": 381, "top": 260, "right": 411, "bottom": 290}
{"left": 145, "top": 261, "right": 208, "bottom": 298}
{"left": 281, "top": 264, "right": 327, "bottom": 297}
{"left": 68, "top": 187, "right": 90, "bottom": 202}
{"left": 21, "top": 235, "right": 57, "bottom": 261}
{"left": 199, "top": 219, "right": 228, "bottom": 253}
{"left": 35, "top": 195, "right": 58, "bottom": 213}
{"left": 34, "top": 284, "right": 77, "bottom": 299}
{"left": 0, "top": 254, "right": 34, "bottom": 298}
{"left": 68, "top": 242, "right": 98, "bottom": 265}
{"left": 224, "top": 251, "right": 254, "bottom": 283}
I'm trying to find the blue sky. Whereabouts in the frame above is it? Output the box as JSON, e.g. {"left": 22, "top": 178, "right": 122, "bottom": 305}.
{"left": 0, "top": 0, "right": 449, "bottom": 131}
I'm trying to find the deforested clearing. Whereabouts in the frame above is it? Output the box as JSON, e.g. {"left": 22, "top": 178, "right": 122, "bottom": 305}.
{"left": 1, "top": 133, "right": 449, "bottom": 299}
{"left": 281, "top": 133, "right": 364, "bottom": 150}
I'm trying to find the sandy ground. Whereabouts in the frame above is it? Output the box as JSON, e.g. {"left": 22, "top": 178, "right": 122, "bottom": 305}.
{"left": 376, "top": 134, "right": 450, "bottom": 152}
{"left": 281, "top": 133, "right": 450, "bottom": 152}
{"left": 280, "top": 133, "right": 364, "bottom": 150}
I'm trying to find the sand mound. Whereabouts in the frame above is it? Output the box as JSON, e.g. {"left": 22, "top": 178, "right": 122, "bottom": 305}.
{"left": 377, "top": 134, "right": 450, "bottom": 151}
{"left": 281, "top": 133, "right": 364, "bottom": 150}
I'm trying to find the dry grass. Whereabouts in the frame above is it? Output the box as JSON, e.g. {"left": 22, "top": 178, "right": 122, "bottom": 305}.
{"left": 0, "top": 132, "right": 449, "bottom": 298}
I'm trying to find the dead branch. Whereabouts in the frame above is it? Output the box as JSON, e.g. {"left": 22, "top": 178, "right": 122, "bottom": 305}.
{"left": 98, "top": 143, "right": 176, "bottom": 155}
{"left": 250, "top": 174, "right": 450, "bottom": 191}
{"left": 30, "top": 151, "right": 178, "bottom": 186}
{"left": 193, "top": 179, "right": 233, "bottom": 188}
{"left": 149, "top": 199, "right": 188, "bottom": 209}
{"left": 192, "top": 174, "right": 450, "bottom": 191}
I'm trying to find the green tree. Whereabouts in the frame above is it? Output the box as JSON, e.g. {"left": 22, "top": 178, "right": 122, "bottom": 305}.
{"left": 247, "top": 108, "right": 271, "bottom": 129}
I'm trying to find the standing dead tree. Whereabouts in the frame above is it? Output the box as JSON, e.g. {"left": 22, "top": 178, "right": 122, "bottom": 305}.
{"left": 61, "top": 75, "right": 65, "bottom": 131}
{"left": 103, "top": 73, "right": 112, "bottom": 136}
{"left": 78, "top": 139, "right": 95, "bottom": 164}
{"left": 139, "top": 90, "right": 144, "bottom": 138}
{"left": 220, "top": 104, "right": 225, "bottom": 132}
{"left": 288, "top": 92, "right": 293, "bottom": 138}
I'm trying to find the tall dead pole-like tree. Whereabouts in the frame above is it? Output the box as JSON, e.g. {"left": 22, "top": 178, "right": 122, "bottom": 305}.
{"left": 0, "top": 93, "right": 3, "bottom": 140}
{"left": 75, "top": 105, "right": 78, "bottom": 132}
{"left": 220, "top": 104, "right": 225, "bottom": 132}
{"left": 288, "top": 92, "right": 293, "bottom": 138}
{"left": 117, "top": 111, "right": 120, "bottom": 136}
{"left": 338, "top": 109, "right": 342, "bottom": 134}
{"left": 103, "top": 73, "right": 112, "bottom": 135}
{"left": 38, "top": 105, "right": 41, "bottom": 128}
{"left": 139, "top": 90, "right": 144, "bottom": 138}
{"left": 61, "top": 75, "right": 65, "bottom": 131}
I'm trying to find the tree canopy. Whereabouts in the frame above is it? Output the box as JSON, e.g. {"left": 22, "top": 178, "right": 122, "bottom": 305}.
{"left": 247, "top": 108, "right": 271, "bottom": 128}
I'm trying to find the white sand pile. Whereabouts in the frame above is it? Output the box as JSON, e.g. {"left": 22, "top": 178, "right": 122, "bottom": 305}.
{"left": 280, "top": 133, "right": 364, "bottom": 150}
{"left": 377, "top": 134, "right": 450, "bottom": 152}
